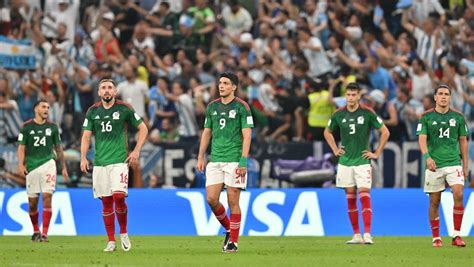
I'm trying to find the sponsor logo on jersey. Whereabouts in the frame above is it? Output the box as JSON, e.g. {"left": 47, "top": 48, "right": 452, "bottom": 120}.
{"left": 357, "top": 116, "right": 364, "bottom": 124}
{"left": 432, "top": 121, "right": 437, "bottom": 125}
{"left": 342, "top": 118, "right": 346, "bottom": 123}
{"left": 212, "top": 111, "right": 217, "bottom": 115}
{"left": 449, "top": 119, "right": 456, "bottom": 127}
{"left": 94, "top": 115, "right": 100, "bottom": 119}
{"left": 45, "top": 128, "right": 51, "bottom": 136}
{"left": 113, "top": 112, "right": 120, "bottom": 120}
{"left": 29, "top": 130, "right": 35, "bottom": 134}
{"left": 229, "top": 110, "right": 236, "bottom": 119}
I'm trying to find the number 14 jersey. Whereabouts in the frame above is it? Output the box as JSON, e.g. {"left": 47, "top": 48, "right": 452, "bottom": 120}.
{"left": 416, "top": 109, "right": 468, "bottom": 168}
{"left": 82, "top": 100, "right": 143, "bottom": 166}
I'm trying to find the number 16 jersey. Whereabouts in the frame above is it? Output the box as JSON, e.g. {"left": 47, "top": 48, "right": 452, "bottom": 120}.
{"left": 82, "top": 100, "right": 143, "bottom": 166}
{"left": 416, "top": 109, "right": 468, "bottom": 168}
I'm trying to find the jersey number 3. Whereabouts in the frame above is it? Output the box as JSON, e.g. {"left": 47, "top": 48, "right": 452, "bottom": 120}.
{"left": 349, "top": 124, "right": 356, "bottom": 135}
{"left": 33, "top": 136, "right": 46, "bottom": 147}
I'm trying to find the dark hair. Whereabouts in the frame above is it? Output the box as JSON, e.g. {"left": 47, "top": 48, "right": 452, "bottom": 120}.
{"left": 346, "top": 82, "right": 361, "bottom": 91}
{"left": 99, "top": 79, "right": 117, "bottom": 87}
{"left": 33, "top": 99, "right": 48, "bottom": 109}
{"left": 297, "top": 27, "right": 311, "bottom": 36}
{"left": 435, "top": 84, "right": 451, "bottom": 95}
{"left": 218, "top": 72, "right": 239, "bottom": 86}
{"left": 413, "top": 57, "right": 426, "bottom": 71}
{"left": 160, "top": 1, "right": 170, "bottom": 9}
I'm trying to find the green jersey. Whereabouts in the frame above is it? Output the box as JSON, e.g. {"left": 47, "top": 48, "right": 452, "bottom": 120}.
{"left": 204, "top": 97, "right": 254, "bottom": 162}
{"left": 82, "top": 100, "right": 143, "bottom": 166}
{"left": 327, "top": 105, "right": 384, "bottom": 166}
{"left": 18, "top": 120, "right": 61, "bottom": 172}
{"left": 416, "top": 108, "right": 468, "bottom": 168}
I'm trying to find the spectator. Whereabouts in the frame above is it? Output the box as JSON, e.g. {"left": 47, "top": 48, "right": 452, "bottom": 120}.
{"left": 116, "top": 62, "right": 149, "bottom": 120}
{"left": 297, "top": 27, "right": 332, "bottom": 81}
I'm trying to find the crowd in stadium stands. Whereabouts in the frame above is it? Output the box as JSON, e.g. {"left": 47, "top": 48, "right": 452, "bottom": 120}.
{"left": 1, "top": 0, "right": 474, "bottom": 187}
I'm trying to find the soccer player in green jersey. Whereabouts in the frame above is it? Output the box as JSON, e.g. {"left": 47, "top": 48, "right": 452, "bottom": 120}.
{"left": 80, "top": 79, "right": 148, "bottom": 252}
{"left": 196, "top": 72, "right": 253, "bottom": 253}
{"left": 324, "top": 83, "right": 390, "bottom": 245}
{"left": 17, "top": 100, "right": 69, "bottom": 242}
{"left": 417, "top": 85, "right": 468, "bottom": 248}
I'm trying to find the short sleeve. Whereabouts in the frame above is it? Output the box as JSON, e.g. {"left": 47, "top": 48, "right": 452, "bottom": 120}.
{"left": 82, "top": 109, "right": 94, "bottom": 131}
{"left": 204, "top": 106, "right": 212, "bottom": 129}
{"left": 369, "top": 111, "right": 383, "bottom": 129}
{"left": 459, "top": 115, "right": 468, "bottom": 137}
{"left": 240, "top": 104, "right": 254, "bottom": 129}
{"left": 126, "top": 106, "right": 143, "bottom": 128}
{"left": 327, "top": 113, "right": 338, "bottom": 132}
{"left": 416, "top": 115, "right": 427, "bottom": 136}
{"left": 52, "top": 125, "right": 61, "bottom": 145}
{"left": 17, "top": 126, "right": 26, "bottom": 145}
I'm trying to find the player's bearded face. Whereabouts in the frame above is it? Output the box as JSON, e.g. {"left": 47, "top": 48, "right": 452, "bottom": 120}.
{"left": 36, "top": 103, "right": 49, "bottom": 119}
{"left": 99, "top": 82, "right": 116, "bottom": 103}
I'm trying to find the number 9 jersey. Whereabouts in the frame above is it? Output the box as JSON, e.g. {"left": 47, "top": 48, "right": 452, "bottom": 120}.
{"left": 17, "top": 120, "right": 61, "bottom": 172}
{"left": 82, "top": 100, "right": 143, "bottom": 166}
{"left": 204, "top": 97, "right": 254, "bottom": 163}
{"left": 416, "top": 108, "right": 468, "bottom": 168}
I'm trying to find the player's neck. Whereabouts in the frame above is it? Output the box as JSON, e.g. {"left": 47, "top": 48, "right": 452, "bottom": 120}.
{"left": 33, "top": 117, "right": 46, "bottom": 125}
{"left": 102, "top": 98, "right": 116, "bottom": 109}
{"left": 434, "top": 106, "right": 449, "bottom": 114}
{"left": 221, "top": 95, "right": 235, "bottom": 105}
{"left": 347, "top": 103, "right": 359, "bottom": 112}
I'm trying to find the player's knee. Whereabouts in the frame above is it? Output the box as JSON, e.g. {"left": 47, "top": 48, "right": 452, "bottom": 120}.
{"left": 206, "top": 195, "right": 219, "bottom": 208}
{"left": 112, "top": 192, "right": 126, "bottom": 203}
{"left": 453, "top": 191, "right": 463, "bottom": 203}
{"left": 101, "top": 196, "right": 114, "bottom": 212}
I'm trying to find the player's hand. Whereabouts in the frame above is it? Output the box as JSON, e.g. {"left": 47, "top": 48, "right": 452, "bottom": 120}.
{"left": 426, "top": 157, "right": 437, "bottom": 172}
{"left": 236, "top": 167, "right": 247, "bottom": 178}
{"left": 125, "top": 149, "right": 140, "bottom": 166}
{"left": 362, "top": 150, "right": 379, "bottom": 160}
{"left": 80, "top": 158, "right": 90, "bottom": 173}
{"left": 463, "top": 166, "right": 469, "bottom": 181}
{"left": 196, "top": 157, "right": 206, "bottom": 172}
{"left": 62, "top": 168, "right": 69, "bottom": 183}
{"left": 333, "top": 146, "right": 345, "bottom": 157}
{"left": 18, "top": 164, "right": 27, "bottom": 176}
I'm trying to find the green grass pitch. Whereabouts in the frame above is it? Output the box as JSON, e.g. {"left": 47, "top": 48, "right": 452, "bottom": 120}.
{"left": 0, "top": 236, "right": 473, "bottom": 266}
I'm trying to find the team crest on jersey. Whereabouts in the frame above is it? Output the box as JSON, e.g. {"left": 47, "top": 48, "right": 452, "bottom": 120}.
{"left": 449, "top": 119, "right": 456, "bottom": 127}
{"left": 229, "top": 110, "right": 236, "bottom": 119}
{"left": 357, "top": 116, "right": 364, "bottom": 124}
{"left": 45, "top": 128, "right": 51, "bottom": 136}
{"left": 113, "top": 112, "right": 120, "bottom": 120}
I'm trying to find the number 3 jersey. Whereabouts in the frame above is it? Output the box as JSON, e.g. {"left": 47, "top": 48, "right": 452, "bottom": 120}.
{"left": 204, "top": 97, "right": 254, "bottom": 162}
{"left": 327, "top": 105, "right": 384, "bottom": 166}
{"left": 82, "top": 100, "right": 143, "bottom": 166}
{"left": 17, "top": 120, "right": 61, "bottom": 172}
{"left": 416, "top": 108, "right": 468, "bottom": 168}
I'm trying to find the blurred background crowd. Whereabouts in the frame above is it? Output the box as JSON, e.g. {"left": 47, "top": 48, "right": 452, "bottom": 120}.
{"left": 1, "top": 0, "right": 474, "bottom": 188}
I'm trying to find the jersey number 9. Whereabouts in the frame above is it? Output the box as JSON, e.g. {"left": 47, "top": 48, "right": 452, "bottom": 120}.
{"left": 219, "top": 118, "right": 226, "bottom": 129}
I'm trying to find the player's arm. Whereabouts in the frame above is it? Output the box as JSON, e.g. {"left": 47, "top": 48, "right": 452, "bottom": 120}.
{"left": 459, "top": 135, "right": 468, "bottom": 180}
{"left": 418, "top": 134, "right": 436, "bottom": 171}
{"left": 237, "top": 128, "right": 252, "bottom": 176}
{"left": 197, "top": 128, "right": 212, "bottom": 172}
{"left": 324, "top": 128, "right": 344, "bottom": 157}
{"left": 80, "top": 130, "right": 92, "bottom": 173}
{"left": 17, "top": 144, "right": 27, "bottom": 176}
{"left": 55, "top": 144, "right": 69, "bottom": 182}
{"left": 363, "top": 124, "right": 390, "bottom": 159}
{"left": 126, "top": 122, "right": 148, "bottom": 165}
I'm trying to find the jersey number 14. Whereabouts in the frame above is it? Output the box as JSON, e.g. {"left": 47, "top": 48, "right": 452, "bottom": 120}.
{"left": 438, "top": 127, "right": 450, "bottom": 138}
